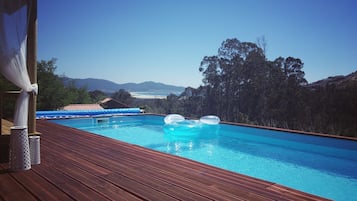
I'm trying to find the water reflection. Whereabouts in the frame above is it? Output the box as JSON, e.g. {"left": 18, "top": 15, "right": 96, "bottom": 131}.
{"left": 163, "top": 123, "right": 220, "bottom": 154}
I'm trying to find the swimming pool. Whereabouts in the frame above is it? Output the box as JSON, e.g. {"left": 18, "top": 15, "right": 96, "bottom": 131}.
{"left": 51, "top": 115, "right": 357, "bottom": 201}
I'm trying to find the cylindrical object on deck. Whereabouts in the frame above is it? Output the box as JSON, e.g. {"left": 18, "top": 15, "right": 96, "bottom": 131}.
{"left": 29, "top": 135, "right": 40, "bottom": 165}
{"left": 9, "top": 126, "right": 31, "bottom": 171}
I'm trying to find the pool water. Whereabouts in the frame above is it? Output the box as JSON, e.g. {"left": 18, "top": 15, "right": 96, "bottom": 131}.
{"left": 52, "top": 115, "right": 357, "bottom": 201}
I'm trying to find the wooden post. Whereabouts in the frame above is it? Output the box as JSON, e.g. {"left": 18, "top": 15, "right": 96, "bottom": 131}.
{"left": 0, "top": 92, "right": 2, "bottom": 134}
{"left": 27, "top": 0, "right": 37, "bottom": 134}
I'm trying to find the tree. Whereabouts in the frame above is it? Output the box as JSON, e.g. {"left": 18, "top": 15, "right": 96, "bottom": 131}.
{"left": 165, "top": 94, "right": 183, "bottom": 114}
{"left": 64, "top": 82, "right": 91, "bottom": 104}
{"left": 111, "top": 89, "right": 133, "bottom": 106}
{"left": 37, "top": 59, "right": 68, "bottom": 110}
{"left": 256, "top": 35, "right": 267, "bottom": 56}
{"left": 37, "top": 58, "right": 93, "bottom": 110}
{"left": 199, "top": 38, "right": 267, "bottom": 122}
{"left": 89, "top": 90, "right": 107, "bottom": 103}
{"left": 269, "top": 57, "right": 309, "bottom": 129}
{"left": 282, "top": 57, "right": 307, "bottom": 86}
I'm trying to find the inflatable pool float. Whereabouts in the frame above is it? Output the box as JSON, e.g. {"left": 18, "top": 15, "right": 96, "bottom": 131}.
{"left": 163, "top": 119, "right": 201, "bottom": 137}
{"left": 163, "top": 114, "right": 220, "bottom": 139}
{"left": 200, "top": 115, "right": 220, "bottom": 125}
{"left": 164, "top": 114, "right": 185, "bottom": 124}
{"left": 164, "top": 114, "right": 220, "bottom": 125}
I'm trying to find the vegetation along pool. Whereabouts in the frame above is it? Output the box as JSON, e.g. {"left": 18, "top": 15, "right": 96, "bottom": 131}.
{"left": 51, "top": 115, "right": 357, "bottom": 201}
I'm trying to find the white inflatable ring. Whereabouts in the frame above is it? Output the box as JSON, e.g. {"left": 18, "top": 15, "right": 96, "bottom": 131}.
{"left": 200, "top": 115, "right": 220, "bottom": 125}
{"left": 164, "top": 114, "right": 185, "bottom": 124}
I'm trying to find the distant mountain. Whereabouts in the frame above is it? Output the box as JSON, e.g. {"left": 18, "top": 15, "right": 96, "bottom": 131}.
{"left": 61, "top": 77, "right": 185, "bottom": 95}
{"left": 306, "top": 71, "right": 357, "bottom": 89}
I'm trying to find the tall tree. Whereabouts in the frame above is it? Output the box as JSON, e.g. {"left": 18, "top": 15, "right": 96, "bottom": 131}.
{"left": 111, "top": 89, "right": 133, "bottom": 106}
{"left": 89, "top": 90, "right": 107, "bottom": 103}
{"left": 199, "top": 38, "right": 267, "bottom": 122}
{"left": 37, "top": 59, "right": 68, "bottom": 110}
{"left": 37, "top": 58, "right": 93, "bottom": 110}
{"left": 256, "top": 35, "right": 267, "bottom": 56}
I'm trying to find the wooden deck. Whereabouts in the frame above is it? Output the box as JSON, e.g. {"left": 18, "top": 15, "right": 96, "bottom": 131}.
{"left": 0, "top": 120, "right": 330, "bottom": 201}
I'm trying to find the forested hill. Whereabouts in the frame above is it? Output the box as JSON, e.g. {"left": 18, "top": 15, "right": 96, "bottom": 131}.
{"left": 307, "top": 71, "right": 357, "bottom": 89}
{"left": 162, "top": 39, "right": 357, "bottom": 137}
{"left": 174, "top": 71, "right": 357, "bottom": 137}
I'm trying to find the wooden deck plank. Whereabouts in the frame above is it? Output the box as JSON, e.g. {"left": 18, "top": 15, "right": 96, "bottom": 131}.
{"left": 0, "top": 120, "right": 331, "bottom": 201}
{"left": 39, "top": 144, "right": 190, "bottom": 201}
{"left": 39, "top": 145, "right": 169, "bottom": 201}
{"left": 0, "top": 164, "right": 37, "bottom": 201}
{"left": 38, "top": 124, "right": 231, "bottom": 200}
{"left": 35, "top": 158, "right": 141, "bottom": 201}
{"left": 37, "top": 123, "right": 266, "bottom": 200}
{"left": 38, "top": 120, "right": 329, "bottom": 200}
{"left": 38, "top": 123, "right": 221, "bottom": 200}
{"left": 31, "top": 162, "right": 111, "bottom": 201}
{"left": 1, "top": 163, "right": 73, "bottom": 201}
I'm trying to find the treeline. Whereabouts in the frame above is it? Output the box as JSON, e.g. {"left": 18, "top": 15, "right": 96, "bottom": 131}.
{"left": 148, "top": 39, "right": 357, "bottom": 137}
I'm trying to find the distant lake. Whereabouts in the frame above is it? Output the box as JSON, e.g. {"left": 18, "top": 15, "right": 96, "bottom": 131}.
{"left": 130, "top": 91, "right": 182, "bottom": 99}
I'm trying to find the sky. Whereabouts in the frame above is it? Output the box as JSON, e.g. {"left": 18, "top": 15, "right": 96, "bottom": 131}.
{"left": 38, "top": 0, "right": 357, "bottom": 88}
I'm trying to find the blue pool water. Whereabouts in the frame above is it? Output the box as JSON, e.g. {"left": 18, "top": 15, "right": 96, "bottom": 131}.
{"left": 51, "top": 115, "right": 357, "bottom": 201}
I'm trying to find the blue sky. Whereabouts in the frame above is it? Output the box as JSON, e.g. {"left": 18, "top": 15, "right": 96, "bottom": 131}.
{"left": 38, "top": 0, "right": 357, "bottom": 87}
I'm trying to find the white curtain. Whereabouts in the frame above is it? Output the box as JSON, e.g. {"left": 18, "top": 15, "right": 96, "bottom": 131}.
{"left": 0, "top": 0, "right": 37, "bottom": 127}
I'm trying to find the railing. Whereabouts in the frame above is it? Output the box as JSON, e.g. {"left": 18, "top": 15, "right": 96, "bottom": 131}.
{"left": 0, "top": 91, "right": 20, "bottom": 134}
